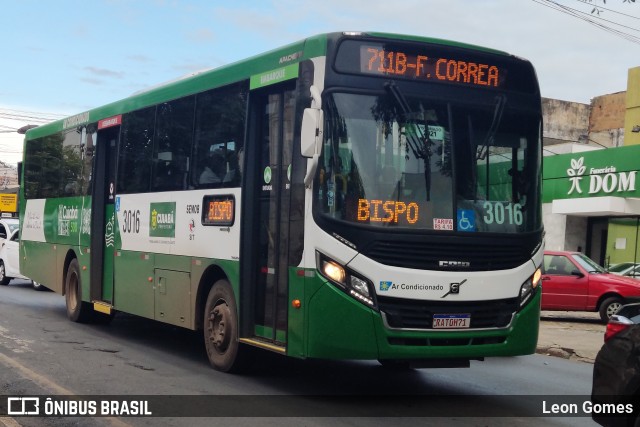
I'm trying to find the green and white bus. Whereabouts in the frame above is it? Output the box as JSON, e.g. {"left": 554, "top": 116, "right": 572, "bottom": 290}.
{"left": 20, "top": 32, "right": 543, "bottom": 372}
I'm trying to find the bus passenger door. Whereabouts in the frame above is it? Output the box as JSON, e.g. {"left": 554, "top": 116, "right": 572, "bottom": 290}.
{"left": 241, "top": 83, "right": 297, "bottom": 348}
{"left": 90, "top": 120, "right": 119, "bottom": 304}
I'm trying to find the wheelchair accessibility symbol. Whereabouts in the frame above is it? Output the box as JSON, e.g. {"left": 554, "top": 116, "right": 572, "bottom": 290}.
{"left": 457, "top": 209, "right": 476, "bottom": 232}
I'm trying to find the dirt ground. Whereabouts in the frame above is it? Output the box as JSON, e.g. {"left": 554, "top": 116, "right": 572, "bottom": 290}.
{"left": 537, "top": 310, "right": 605, "bottom": 363}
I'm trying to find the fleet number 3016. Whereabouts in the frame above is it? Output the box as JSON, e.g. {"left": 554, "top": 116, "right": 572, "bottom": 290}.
{"left": 122, "top": 209, "right": 141, "bottom": 233}
{"left": 483, "top": 202, "right": 523, "bottom": 225}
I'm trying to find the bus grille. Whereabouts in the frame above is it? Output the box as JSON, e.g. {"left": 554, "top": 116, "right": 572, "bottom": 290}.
{"left": 362, "top": 239, "right": 530, "bottom": 271}
{"left": 378, "top": 296, "right": 519, "bottom": 330}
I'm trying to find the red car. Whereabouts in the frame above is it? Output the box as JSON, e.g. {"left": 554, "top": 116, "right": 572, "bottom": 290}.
{"left": 542, "top": 250, "right": 640, "bottom": 322}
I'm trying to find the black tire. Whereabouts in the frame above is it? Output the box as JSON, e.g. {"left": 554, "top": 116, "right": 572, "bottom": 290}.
{"left": 203, "top": 279, "right": 242, "bottom": 372}
{"left": 65, "top": 259, "right": 93, "bottom": 323}
{"left": 599, "top": 296, "right": 623, "bottom": 323}
{"left": 0, "top": 261, "right": 11, "bottom": 286}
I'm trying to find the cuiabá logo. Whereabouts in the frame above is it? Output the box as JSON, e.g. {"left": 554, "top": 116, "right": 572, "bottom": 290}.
{"left": 149, "top": 202, "right": 176, "bottom": 238}
{"left": 58, "top": 204, "right": 79, "bottom": 236}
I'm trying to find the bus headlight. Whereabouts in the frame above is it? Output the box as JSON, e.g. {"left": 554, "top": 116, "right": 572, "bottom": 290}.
{"left": 350, "top": 276, "right": 370, "bottom": 297}
{"left": 317, "top": 252, "right": 376, "bottom": 309}
{"left": 519, "top": 268, "right": 541, "bottom": 308}
{"left": 322, "top": 260, "right": 346, "bottom": 283}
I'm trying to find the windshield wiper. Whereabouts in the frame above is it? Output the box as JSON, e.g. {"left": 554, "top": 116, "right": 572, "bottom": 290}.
{"left": 476, "top": 95, "right": 506, "bottom": 161}
{"left": 384, "top": 82, "right": 432, "bottom": 201}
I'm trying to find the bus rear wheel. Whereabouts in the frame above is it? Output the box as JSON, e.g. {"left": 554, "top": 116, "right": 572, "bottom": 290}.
{"left": 204, "top": 279, "right": 242, "bottom": 372}
{"left": 65, "top": 259, "right": 93, "bottom": 323}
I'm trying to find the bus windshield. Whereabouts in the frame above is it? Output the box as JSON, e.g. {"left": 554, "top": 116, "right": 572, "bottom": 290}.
{"left": 316, "top": 91, "right": 541, "bottom": 233}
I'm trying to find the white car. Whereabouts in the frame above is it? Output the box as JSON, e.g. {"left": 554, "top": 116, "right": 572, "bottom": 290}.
{"left": 0, "top": 218, "right": 18, "bottom": 241}
{"left": 0, "top": 219, "right": 45, "bottom": 290}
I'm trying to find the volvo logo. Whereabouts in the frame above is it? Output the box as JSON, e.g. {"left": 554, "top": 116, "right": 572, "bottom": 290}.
{"left": 441, "top": 279, "right": 468, "bottom": 298}
{"left": 439, "top": 260, "right": 471, "bottom": 268}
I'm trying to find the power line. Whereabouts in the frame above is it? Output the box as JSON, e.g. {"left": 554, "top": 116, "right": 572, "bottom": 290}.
{"left": 575, "top": 0, "right": 640, "bottom": 20}
{"left": 546, "top": 0, "right": 640, "bottom": 42}
{"left": 532, "top": 0, "right": 640, "bottom": 45}
{"left": 0, "top": 113, "right": 58, "bottom": 124}
{"left": 0, "top": 108, "right": 67, "bottom": 126}
{"left": 566, "top": 1, "right": 640, "bottom": 33}
{"left": 534, "top": 0, "right": 638, "bottom": 41}
{"left": 0, "top": 107, "right": 66, "bottom": 118}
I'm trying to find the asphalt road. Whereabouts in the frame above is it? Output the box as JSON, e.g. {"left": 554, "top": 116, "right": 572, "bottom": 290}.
{"left": 0, "top": 280, "right": 600, "bottom": 427}
{"left": 538, "top": 311, "right": 605, "bottom": 363}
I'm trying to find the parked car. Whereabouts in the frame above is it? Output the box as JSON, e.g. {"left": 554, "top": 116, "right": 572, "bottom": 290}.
{"left": 608, "top": 262, "right": 640, "bottom": 279}
{"left": 541, "top": 250, "right": 640, "bottom": 322}
{"left": 622, "top": 265, "right": 640, "bottom": 279}
{"left": 607, "top": 262, "right": 640, "bottom": 275}
{"left": 617, "top": 264, "right": 640, "bottom": 279}
{"left": 0, "top": 218, "right": 20, "bottom": 285}
{"left": 591, "top": 303, "right": 640, "bottom": 426}
{"left": 0, "top": 217, "right": 19, "bottom": 241}
{"left": 0, "top": 225, "right": 46, "bottom": 290}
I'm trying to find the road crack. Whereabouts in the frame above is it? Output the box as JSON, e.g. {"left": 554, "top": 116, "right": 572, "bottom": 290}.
{"left": 74, "top": 345, "right": 121, "bottom": 354}
{"left": 126, "top": 362, "right": 155, "bottom": 371}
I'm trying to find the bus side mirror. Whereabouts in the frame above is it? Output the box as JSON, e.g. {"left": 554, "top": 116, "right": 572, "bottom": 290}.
{"left": 301, "top": 108, "right": 323, "bottom": 158}
{"left": 302, "top": 86, "right": 323, "bottom": 188}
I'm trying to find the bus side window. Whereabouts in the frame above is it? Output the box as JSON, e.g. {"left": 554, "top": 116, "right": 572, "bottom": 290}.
{"left": 193, "top": 82, "right": 247, "bottom": 189}
{"left": 82, "top": 129, "right": 96, "bottom": 196}
{"left": 152, "top": 96, "right": 195, "bottom": 192}
{"left": 198, "top": 149, "right": 225, "bottom": 185}
{"left": 24, "top": 136, "right": 62, "bottom": 199}
{"left": 61, "top": 128, "right": 83, "bottom": 197}
{"left": 118, "top": 107, "right": 156, "bottom": 194}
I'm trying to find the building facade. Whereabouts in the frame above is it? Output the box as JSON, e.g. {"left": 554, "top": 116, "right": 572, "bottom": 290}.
{"left": 542, "top": 66, "right": 640, "bottom": 268}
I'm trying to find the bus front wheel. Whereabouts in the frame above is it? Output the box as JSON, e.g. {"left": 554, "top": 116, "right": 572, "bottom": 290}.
{"left": 65, "top": 259, "right": 92, "bottom": 323}
{"left": 204, "top": 279, "right": 242, "bottom": 372}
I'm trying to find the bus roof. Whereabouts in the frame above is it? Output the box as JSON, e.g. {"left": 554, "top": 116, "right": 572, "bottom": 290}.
{"left": 364, "top": 31, "right": 509, "bottom": 56}
{"left": 24, "top": 31, "right": 516, "bottom": 141}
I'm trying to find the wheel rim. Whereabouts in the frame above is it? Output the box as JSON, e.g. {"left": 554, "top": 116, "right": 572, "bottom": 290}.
{"left": 0, "top": 263, "right": 5, "bottom": 281}
{"left": 68, "top": 272, "right": 78, "bottom": 311}
{"left": 607, "top": 302, "right": 622, "bottom": 318}
{"left": 207, "top": 300, "right": 231, "bottom": 354}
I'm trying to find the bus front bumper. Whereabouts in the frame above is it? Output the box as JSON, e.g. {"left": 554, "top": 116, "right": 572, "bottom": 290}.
{"left": 304, "top": 280, "right": 540, "bottom": 362}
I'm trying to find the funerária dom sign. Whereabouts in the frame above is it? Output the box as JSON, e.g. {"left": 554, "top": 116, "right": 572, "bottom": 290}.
{"left": 542, "top": 145, "right": 640, "bottom": 203}
{"left": 566, "top": 157, "right": 637, "bottom": 195}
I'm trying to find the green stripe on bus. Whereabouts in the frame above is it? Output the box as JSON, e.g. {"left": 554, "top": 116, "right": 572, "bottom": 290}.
{"left": 250, "top": 63, "right": 299, "bottom": 90}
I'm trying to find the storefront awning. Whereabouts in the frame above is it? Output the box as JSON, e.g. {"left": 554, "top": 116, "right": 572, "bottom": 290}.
{"left": 552, "top": 196, "right": 640, "bottom": 217}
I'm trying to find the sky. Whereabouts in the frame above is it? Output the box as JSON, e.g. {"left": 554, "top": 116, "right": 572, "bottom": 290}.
{"left": 0, "top": 0, "right": 639, "bottom": 166}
